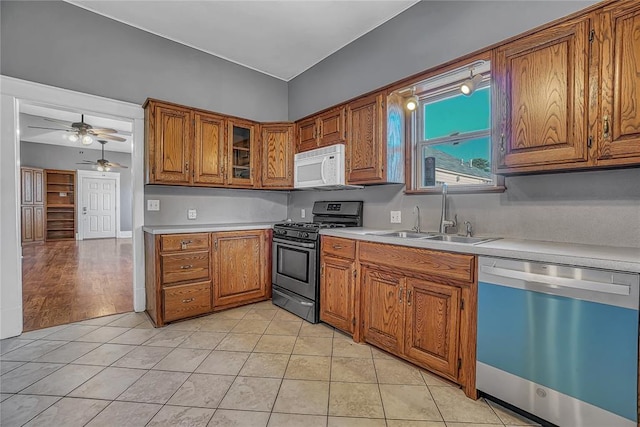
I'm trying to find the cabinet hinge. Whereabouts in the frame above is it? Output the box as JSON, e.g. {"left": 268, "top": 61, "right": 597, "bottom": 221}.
{"left": 352, "top": 317, "right": 356, "bottom": 326}
{"left": 588, "top": 136, "right": 593, "bottom": 148}
{"left": 460, "top": 299, "right": 464, "bottom": 310}
{"left": 589, "top": 29, "right": 595, "bottom": 42}
{"left": 458, "top": 358, "right": 462, "bottom": 371}
{"left": 353, "top": 269, "right": 357, "bottom": 278}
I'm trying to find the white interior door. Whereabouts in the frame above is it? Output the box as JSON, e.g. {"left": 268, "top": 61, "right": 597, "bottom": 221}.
{"left": 82, "top": 177, "right": 117, "bottom": 239}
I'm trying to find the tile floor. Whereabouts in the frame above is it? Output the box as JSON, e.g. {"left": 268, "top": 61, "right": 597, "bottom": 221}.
{"left": 0, "top": 301, "right": 539, "bottom": 427}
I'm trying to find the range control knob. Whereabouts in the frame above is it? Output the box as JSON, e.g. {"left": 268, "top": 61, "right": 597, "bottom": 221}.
{"left": 301, "top": 232, "right": 309, "bottom": 238}
{"left": 276, "top": 229, "right": 286, "bottom": 235}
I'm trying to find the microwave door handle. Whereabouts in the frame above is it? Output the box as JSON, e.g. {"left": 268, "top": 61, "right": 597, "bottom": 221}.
{"left": 320, "top": 157, "right": 327, "bottom": 184}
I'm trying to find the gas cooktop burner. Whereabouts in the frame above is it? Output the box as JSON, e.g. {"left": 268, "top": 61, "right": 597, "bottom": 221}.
{"left": 274, "top": 222, "right": 347, "bottom": 230}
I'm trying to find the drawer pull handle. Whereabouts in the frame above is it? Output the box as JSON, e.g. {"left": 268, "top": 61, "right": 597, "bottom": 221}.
{"left": 332, "top": 245, "right": 343, "bottom": 249}
{"left": 182, "top": 298, "right": 195, "bottom": 303}
{"left": 180, "top": 265, "right": 193, "bottom": 269}
{"left": 180, "top": 240, "right": 193, "bottom": 250}
{"left": 407, "top": 290, "right": 412, "bottom": 306}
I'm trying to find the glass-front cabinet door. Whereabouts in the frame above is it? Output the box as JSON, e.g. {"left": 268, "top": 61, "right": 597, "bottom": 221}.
{"left": 227, "top": 119, "right": 256, "bottom": 187}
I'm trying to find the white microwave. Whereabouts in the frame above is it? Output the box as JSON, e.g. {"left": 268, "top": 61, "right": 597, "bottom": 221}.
{"left": 294, "top": 143, "right": 350, "bottom": 189}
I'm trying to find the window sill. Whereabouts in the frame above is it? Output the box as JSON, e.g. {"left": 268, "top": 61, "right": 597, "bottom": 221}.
{"left": 405, "top": 185, "right": 506, "bottom": 195}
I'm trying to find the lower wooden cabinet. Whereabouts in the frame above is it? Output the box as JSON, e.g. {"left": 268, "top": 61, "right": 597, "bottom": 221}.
{"left": 21, "top": 206, "right": 45, "bottom": 244}
{"left": 163, "top": 281, "right": 212, "bottom": 322}
{"left": 320, "top": 237, "right": 477, "bottom": 398}
{"left": 212, "top": 229, "right": 271, "bottom": 309}
{"left": 145, "top": 229, "right": 271, "bottom": 326}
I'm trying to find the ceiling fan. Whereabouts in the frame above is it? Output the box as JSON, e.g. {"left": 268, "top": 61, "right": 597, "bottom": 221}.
{"left": 28, "top": 114, "right": 126, "bottom": 145}
{"left": 77, "top": 140, "right": 128, "bottom": 171}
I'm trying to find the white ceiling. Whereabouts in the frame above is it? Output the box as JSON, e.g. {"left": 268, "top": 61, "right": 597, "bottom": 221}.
{"left": 20, "top": 104, "right": 133, "bottom": 153}
{"left": 67, "top": 0, "right": 420, "bottom": 81}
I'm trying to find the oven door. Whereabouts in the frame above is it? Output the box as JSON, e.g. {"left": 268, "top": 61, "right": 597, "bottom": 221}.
{"left": 272, "top": 237, "right": 317, "bottom": 301}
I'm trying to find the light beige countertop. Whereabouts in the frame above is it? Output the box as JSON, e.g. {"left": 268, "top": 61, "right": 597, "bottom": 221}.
{"left": 321, "top": 228, "right": 640, "bottom": 273}
{"left": 142, "top": 222, "right": 276, "bottom": 235}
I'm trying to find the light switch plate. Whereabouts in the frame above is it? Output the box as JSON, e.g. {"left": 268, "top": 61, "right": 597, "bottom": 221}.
{"left": 390, "top": 211, "right": 402, "bottom": 223}
{"left": 301, "top": 209, "right": 306, "bottom": 219}
{"left": 187, "top": 209, "right": 197, "bottom": 220}
{"left": 147, "top": 200, "right": 160, "bottom": 211}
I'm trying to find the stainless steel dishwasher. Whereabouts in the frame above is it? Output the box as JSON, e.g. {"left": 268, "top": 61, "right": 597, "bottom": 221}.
{"left": 477, "top": 256, "right": 639, "bottom": 427}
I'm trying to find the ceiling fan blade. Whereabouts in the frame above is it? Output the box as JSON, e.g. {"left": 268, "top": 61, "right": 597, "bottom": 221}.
{"left": 95, "top": 134, "right": 126, "bottom": 142}
{"left": 89, "top": 128, "right": 118, "bottom": 134}
{"left": 105, "top": 162, "right": 128, "bottom": 169}
{"left": 44, "top": 117, "right": 74, "bottom": 126}
{"left": 28, "top": 126, "right": 72, "bottom": 132}
{"left": 76, "top": 161, "right": 97, "bottom": 165}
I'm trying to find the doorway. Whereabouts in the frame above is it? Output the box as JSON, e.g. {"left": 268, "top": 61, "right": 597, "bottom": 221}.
{"left": 78, "top": 171, "right": 121, "bottom": 240}
{"left": 0, "top": 76, "right": 145, "bottom": 339}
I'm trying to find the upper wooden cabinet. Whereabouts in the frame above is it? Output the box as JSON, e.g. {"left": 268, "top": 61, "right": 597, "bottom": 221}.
{"left": 597, "top": 0, "right": 640, "bottom": 165}
{"left": 493, "top": 16, "right": 591, "bottom": 173}
{"left": 261, "top": 123, "right": 294, "bottom": 189}
{"left": 145, "top": 99, "right": 259, "bottom": 188}
{"left": 296, "top": 106, "right": 347, "bottom": 153}
{"left": 346, "top": 92, "right": 404, "bottom": 184}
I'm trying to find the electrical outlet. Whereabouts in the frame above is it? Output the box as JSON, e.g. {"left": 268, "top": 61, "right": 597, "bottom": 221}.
{"left": 187, "top": 209, "right": 197, "bottom": 220}
{"left": 390, "top": 211, "right": 402, "bottom": 223}
{"left": 147, "top": 200, "right": 160, "bottom": 211}
{"left": 301, "top": 209, "right": 306, "bottom": 219}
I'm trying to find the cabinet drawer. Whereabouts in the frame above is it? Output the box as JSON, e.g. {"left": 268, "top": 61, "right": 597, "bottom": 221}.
{"left": 163, "top": 281, "right": 212, "bottom": 322}
{"left": 161, "top": 233, "right": 210, "bottom": 252}
{"left": 359, "top": 242, "right": 474, "bottom": 283}
{"left": 161, "top": 251, "right": 210, "bottom": 284}
{"left": 322, "top": 236, "right": 356, "bottom": 259}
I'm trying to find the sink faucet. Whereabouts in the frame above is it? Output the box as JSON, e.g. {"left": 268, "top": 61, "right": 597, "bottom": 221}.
{"left": 412, "top": 206, "right": 421, "bottom": 233}
{"left": 439, "top": 183, "right": 457, "bottom": 233}
{"left": 463, "top": 221, "right": 473, "bottom": 237}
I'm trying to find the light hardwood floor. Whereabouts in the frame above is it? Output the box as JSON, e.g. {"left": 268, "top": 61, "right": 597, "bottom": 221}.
{"left": 22, "top": 238, "right": 133, "bottom": 332}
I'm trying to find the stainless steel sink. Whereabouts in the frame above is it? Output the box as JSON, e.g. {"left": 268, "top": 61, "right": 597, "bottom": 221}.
{"left": 371, "top": 231, "right": 430, "bottom": 239}
{"left": 423, "top": 235, "right": 495, "bottom": 245}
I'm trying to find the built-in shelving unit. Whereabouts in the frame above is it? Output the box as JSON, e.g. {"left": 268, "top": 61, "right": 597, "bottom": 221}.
{"left": 45, "top": 169, "right": 76, "bottom": 241}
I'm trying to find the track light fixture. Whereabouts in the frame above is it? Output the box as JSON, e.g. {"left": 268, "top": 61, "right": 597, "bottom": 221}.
{"left": 460, "top": 71, "right": 482, "bottom": 96}
{"left": 405, "top": 94, "right": 419, "bottom": 111}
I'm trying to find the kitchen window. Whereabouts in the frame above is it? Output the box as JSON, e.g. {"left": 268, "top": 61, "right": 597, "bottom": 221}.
{"left": 407, "top": 60, "right": 503, "bottom": 193}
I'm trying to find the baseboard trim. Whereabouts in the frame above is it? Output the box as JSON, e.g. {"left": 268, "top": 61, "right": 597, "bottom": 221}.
{"left": 118, "top": 231, "right": 132, "bottom": 238}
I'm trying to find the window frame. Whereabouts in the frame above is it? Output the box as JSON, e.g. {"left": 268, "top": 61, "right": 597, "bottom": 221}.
{"left": 402, "top": 59, "right": 505, "bottom": 195}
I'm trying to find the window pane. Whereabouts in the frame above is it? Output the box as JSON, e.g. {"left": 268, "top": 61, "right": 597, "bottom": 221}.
{"left": 423, "top": 86, "right": 490, "bottom": 140}
{"left": 421, "top": 136, "right": 492, "bottom": 187}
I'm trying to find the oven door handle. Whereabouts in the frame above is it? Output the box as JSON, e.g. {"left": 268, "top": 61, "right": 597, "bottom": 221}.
{"left": 273, "top": 237, "right": 317, "bottom": 249}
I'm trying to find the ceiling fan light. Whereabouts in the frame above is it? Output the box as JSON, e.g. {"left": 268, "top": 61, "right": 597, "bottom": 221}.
{"left": 82, "top": 135, "right": 94, "bottom": 145}
{"left": 97, "top": 165, "right": 104, "bottom": 172}
{"left": 405, "top": 95, "right": 419, "bottom": 111}
{"left": 105, "top": 166, "right": 111, "bottom": 172}
{"left": 68, "top": 133, "right": 79, "bottom": 142}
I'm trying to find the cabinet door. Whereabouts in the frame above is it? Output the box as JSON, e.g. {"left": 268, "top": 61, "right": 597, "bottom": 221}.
{"left": 494, "top": 17, "right": 590, "bottom": 172}
{"left": 213, "top": 230, "right": 268, "bottom": 308}
{"left": 296, "top": 117, "right": 318, "bottom": 153}
{"left": 33, "top": 206, "right": 45, "bottom": 242}
{"left": 320, "top": 256, "right": 355, "bottom": 334}
{"left": 347, "top": 93, "right": 385, "bottom": 183}
{"left": 33, "top": 169, "right": 44, "bottom": 205}
{"left": 361, "top": 267, "right": 404, "bottom": 355}
{"left": 21, "top": 168, "right": 34, "bottom": 205}
{"left": 598, "top": 1, "right": 640, "bottom": 164}
{"left": 194, "top": 112, "right": 226, "bottom": 185}
{"left": 404, "top": 278, "right": 461, "bottom": 381}
{"left": 21, "top": 206, "right": 34, "bottom": 243}
{"left": 261, "top": 124, "right": 294, "bottom": 188}
{"left": 227, "top": 119, "right": 257, "bottom": 187}
{"left": 317, "top": 107, "right": 346, "bottom": 147}
{"left": 152, "top": 104, "right": 192, "bottom": 184}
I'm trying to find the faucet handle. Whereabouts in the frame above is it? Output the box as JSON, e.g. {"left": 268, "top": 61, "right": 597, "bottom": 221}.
{"left": 464, "top": 221, "right": 472, "bottom": 237}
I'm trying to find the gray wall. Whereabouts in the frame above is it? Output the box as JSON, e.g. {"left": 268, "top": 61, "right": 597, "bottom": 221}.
{"left": 288, "top": 1, "right": 598, "bottom": 120}
{"left": 144, "top": 186, "right": 288, "bottom": 226}
{"left": 288, "top": 168, "right": 640, "bottom": 248}
{"left": 0, "top": 0, "right": 287, "bottom": 122}
{"left": 21, "top": 141, "right": 133, "bottom": 231}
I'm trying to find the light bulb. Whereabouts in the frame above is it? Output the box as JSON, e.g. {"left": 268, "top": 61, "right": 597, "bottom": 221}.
{"left": 68, "top": 134, "right": 79, "bottom": 142}
{"left": 81, "top": 135, "right": 94, "bottom": 145}
{"left": 105, "top": 166, "right": 111, "bottom": 172}
{"left": 405, "top": 95, "right": 419, "bottom": 111}
{"left": 97, "top": 165, "right": 104, "bottom": 172}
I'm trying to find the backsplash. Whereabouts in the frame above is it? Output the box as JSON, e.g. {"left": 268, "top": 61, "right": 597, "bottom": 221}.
{"left": 287, "top": 168, "right": 640, "bottom": 248}
{"left": 144, "top": 185, "right": 288, "bottom": 226}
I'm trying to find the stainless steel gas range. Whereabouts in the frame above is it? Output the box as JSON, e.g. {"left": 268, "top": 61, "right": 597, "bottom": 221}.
{"left": 272, "top": 201, "right": 363, "bottom": 323}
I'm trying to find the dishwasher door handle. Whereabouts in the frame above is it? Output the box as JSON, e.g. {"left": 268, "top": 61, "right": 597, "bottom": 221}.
{"left": 480, "top": 265, "right": 631, "bottom": 296}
